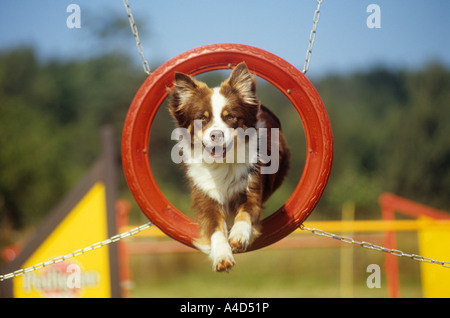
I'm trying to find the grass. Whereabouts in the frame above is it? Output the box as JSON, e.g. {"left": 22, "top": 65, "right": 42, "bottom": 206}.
{"left": 127, "top": 233, "right": 423, "bottom": 298}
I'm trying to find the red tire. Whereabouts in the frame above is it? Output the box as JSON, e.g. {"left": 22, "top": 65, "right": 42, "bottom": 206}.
{"left": 122, "top": 43, "right": 333, "bottom": 251}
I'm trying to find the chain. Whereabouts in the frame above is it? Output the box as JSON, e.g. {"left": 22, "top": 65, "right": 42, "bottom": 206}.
{"left": 122, "top": 0, "right": 151, "bottom": 75}
{"left": 123, "top": 0, "right": 322, "bottom": 75}
{"left": 302, "top": 0, "right": 323, "bottom": 74}
{"left": 300, "top": 224, "right": 450, "bottom": 269}
{"left": 4, "top": 0, "right": 447, "bottom": 288}
{"left": 0, "top": 222, "right": 152, "bottom": 282}
{"left": 2, "top": 220, "right": 448, "bottom": 282}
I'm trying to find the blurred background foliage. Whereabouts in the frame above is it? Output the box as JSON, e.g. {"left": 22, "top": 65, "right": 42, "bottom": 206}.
{"left": 0, "top": 46, "right": 448, "bottom": 247}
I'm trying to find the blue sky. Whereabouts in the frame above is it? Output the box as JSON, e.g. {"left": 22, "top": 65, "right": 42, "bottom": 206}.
{"left": 0, "top": 0, "right": 449, "bottom": 78}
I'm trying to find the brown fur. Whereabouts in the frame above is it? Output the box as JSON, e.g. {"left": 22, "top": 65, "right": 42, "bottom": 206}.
{"left": 168, "top": 62, "right": 290, "bottom": 271}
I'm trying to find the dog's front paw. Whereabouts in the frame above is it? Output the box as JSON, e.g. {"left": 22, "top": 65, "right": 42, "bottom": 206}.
{"left": 210, "top": 232, "right": 235, "bottom": 272}
{"left": 213, "top": 253, "right": 235, "bottom": 272}
{"left": 228, "top": 221, "right": 252, "bottom": 253}
{"left": 211, "top": 244, "right": 235, "bottom": 272}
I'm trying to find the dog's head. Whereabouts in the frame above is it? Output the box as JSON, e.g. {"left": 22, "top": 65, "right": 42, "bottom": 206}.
{"left": 168, "top": 62, "right": 260, "bottom": 159}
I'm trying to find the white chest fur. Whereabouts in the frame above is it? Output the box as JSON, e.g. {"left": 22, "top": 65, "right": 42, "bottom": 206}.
{"left": 186, "top": 162, "right": 254, "bottom": 205}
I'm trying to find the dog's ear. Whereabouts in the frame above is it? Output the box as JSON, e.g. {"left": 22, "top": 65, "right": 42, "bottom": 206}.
{"left": 227, "top": 62, "right": 258, "bottom": 107}
{"left": 174, "top": 72, "right": 198, "bottom": 91}
{"left": 168, "top": 72, "right": 198, "bottom": 110}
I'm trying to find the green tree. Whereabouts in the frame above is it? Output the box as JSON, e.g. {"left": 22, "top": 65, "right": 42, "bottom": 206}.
{"left": 315, "top": 63, "right": 449, "bottom": 215}
{"left": 381, "top": 63, "right": 450, "bottom": 210}
{"left": 0, "top": 48, "right": 144, "bottom": 230}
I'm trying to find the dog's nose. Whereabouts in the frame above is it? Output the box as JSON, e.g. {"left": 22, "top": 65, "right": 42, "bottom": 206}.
{"left": 210, "top": 130, "right": 224, "bottom": 142}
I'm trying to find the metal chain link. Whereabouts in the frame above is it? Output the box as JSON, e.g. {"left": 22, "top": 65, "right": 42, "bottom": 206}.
{"left": 4, "top": 0, "right": 447, "bottom": 285}
{"left": 123, "top": 0, "right": 322, "bottom": 75}
{"left": 2, "top": 220, "right": 448, "bottom": 283}
{"left": 302, "top": 0, "right": 323, "bottom": 74}
{"left": 300, "top": 224, "right": 450, "bottom": 269}
{"left": 122, "top": 0, "right": 151, "bottom": 75}
{"left": 0, "top": 222, "right": 152, "bottom": 282}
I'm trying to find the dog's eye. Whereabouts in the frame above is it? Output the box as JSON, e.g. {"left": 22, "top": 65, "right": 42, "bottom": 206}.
{"left": 225, "top": 114, "right": 236, "bottom": 121}
{"left": 200, "top": 115, "right": 208, "bottom": 121}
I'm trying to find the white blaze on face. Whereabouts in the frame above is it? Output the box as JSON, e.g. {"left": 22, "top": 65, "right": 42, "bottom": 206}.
{"left": 203, "top": 87, "right": 234, "bottom": 148}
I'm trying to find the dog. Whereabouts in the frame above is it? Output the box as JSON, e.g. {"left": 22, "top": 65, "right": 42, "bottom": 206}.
{"left": 168, "top": 62, "right": 290, "bottom": 272}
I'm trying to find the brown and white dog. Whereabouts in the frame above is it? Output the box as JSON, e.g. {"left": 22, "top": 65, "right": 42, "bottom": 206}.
{"left": 168, "top": 62, "right": 290, "bottom": 271}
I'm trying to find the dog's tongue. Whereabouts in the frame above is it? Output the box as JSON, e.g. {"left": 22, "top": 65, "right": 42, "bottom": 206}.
{"left": 210, "top": 146, "right": 225, "bottom": 158}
